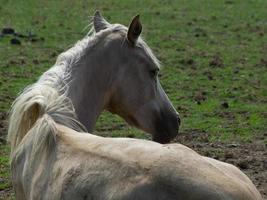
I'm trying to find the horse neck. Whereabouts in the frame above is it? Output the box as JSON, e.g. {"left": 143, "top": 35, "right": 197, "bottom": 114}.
{"left": 67, "top": 52, "right": 114, "bottom": 133}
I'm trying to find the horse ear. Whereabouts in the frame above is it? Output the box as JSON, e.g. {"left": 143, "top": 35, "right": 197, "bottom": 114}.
{"left": 127, "top": 15, "right": 142, "bottom": 46}
{"left": 93, "top": 11, "right": 110, "bottom": 32}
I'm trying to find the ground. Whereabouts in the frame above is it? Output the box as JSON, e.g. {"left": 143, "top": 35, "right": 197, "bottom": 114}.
{"left": 0, "top": 0, "right": 266, "bottom": 199}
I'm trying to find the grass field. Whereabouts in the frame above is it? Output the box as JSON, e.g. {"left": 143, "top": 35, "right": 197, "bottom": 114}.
{"left": 0, "top": 0, "right": 267, "bottom": 199}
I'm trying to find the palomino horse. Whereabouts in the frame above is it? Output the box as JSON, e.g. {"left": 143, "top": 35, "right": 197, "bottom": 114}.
{"left": 8, "top": 12, "right": 262, "bottom": 200}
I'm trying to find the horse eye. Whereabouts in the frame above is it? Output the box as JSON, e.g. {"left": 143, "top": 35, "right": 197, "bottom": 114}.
{"left": 149, "top": 69, "right": 159, "bottom": 78}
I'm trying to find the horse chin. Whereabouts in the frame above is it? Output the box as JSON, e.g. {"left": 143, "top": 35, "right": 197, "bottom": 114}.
{"left": 152, "top": 137, "right": 171, "bottom": 144}
{"left": 154, "top": 113, "right": 180, "bottom": 143}
{"left": 152, "top": 132, "right": 176, "bottom": 144}
{"left": 119, "top": 112, "right": 179, "bottom": 144}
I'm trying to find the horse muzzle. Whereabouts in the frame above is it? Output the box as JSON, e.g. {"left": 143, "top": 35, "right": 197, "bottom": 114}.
{"left": 152, "top": 112, "right": 180, "bottom": 144}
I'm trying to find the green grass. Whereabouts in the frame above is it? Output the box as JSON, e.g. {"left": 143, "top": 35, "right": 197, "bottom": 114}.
{"left": 0, "top": 146, "right": 9, "bottom": 189}
{"left": 0, "top": 0, "right": 267, "bottom": 196}
{"left": 0, "top": 144, "right": 12, "bottom": 197}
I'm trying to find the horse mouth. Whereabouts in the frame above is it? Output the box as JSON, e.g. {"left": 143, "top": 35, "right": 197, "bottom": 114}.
{"left": 122, "top": 112, "right": 180, "bottom": 144}
{"left": 152, "top": 128, "right": 179, "bottom": 144}
{"left": 152, "top": 113, "right": 180, "bottom": 144}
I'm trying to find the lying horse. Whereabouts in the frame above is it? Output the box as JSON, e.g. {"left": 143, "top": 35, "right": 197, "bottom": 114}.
{"left": 8, "top": 12, "right": 262, "bottom": 200}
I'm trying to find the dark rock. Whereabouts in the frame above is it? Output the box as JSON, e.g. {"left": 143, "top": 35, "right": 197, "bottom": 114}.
{"left": 194, "top": 92, "right": 207, "bottom": 103}
{"left": 209, "top": 55, "right": 224, "bottom": 67}
{"left": 225, "top": 0, "right": 234, "bottom": 4}
{"left": 32, "top": 59, "right": 39, "bottom": 64}
{"left": 237, "top": 160, "right": 249, "bottom": 169}
{"left": 10, "top": 38, "right": 21, "bottom": 45}
{"left": 127, "top": 133, "right": 135, "bottom": 138}
{"left": 0, "top": 137, "right": 6, "bottom": 144}
{"left": 50, "top": 52, "right": 57, "bottom": 58}
{"left": 187, "top": 22, "right": 193, "bottom": 26}
{"left": 258, "top": 58, "right": 267, "bottom": 67}
{"left": 2, "top": 27, "right": 15, "bottom": 35}
{"left": 204, "top": 151, "right": 211, "bottom": 157}
{"left": 224, "top": 152, "right": 234, "bottom": 159}
{"left": 226, "top": 143, "right": 239, "bottom": 148}
{"left": 14, "top": 32, "right": 27, "bottom": 38}
{"left": 221, "top": 102, "right": 229, "bottom": 109}
{"left": 30, "top": 38, "right": 38, "bottom": 42}
{"left": 179, "top": 58, "right": 194, "bottom": 65}
{"left": 202, "top": 91, "right": 207, "bottom": 96}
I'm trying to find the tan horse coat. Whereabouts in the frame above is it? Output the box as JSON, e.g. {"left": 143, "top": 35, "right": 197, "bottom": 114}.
{"left": 11, "top": 121, "right": 262, "bottom": 199}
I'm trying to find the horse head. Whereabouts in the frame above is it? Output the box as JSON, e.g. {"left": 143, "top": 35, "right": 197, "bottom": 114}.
{"left": 92, "top": 11, "right": 180, "bottom": 143}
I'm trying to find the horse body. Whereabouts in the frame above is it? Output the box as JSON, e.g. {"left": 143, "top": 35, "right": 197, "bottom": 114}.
{"left": 8, "top": 12, "right": 262, "bottom": 199}
{"left": 11, "top": 121, "right": 261, "bottom": 200}
{"left": 55, "top": 126, "right": 261, "bottom": 200}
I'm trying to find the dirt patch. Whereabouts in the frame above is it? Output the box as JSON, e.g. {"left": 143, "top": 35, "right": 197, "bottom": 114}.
{"left": 209, "top": 55, "right": 224, "bottom": 67}
{"left": 175, "top": 132, "right": 267, "bottom": 199}
{"left": 193, "top": 91, "right": 207, "bottom": 105}
{"left": 256, "top": 58, "right": 267, "bottom": 68}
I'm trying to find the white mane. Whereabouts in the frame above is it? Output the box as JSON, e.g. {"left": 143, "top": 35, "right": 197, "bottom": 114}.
{"left": 38, "top": 24, "right": 125, "bottom": 91}
{"left": 6, "top": 24, "right": 111, "bottom": 156}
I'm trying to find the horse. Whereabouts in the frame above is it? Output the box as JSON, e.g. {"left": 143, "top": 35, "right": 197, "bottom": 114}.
{"left": 8, "top": 11, "right": 262, "bottom": 200}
